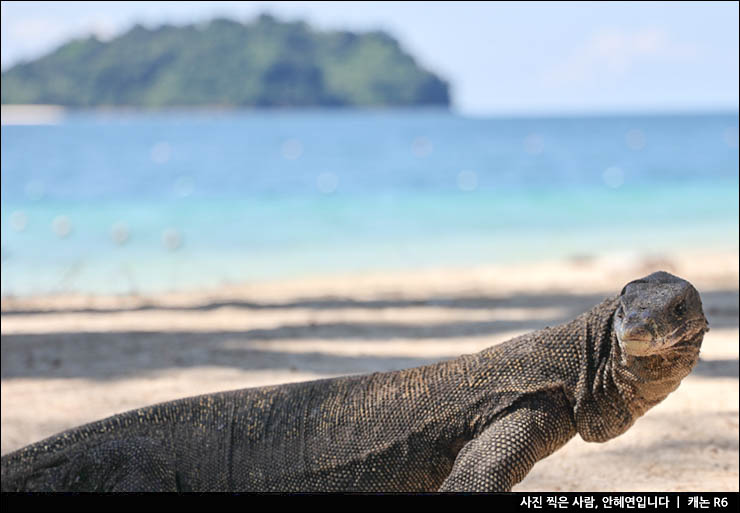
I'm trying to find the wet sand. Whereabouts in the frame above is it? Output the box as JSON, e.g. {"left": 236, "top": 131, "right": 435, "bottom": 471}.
{"left": 1, "top": 250, "right": 737, "bottom": 491}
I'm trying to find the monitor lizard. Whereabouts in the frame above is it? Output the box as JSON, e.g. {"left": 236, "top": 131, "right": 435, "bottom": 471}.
{"left": 0, "top": 271, "right": 709, "bottom": 491}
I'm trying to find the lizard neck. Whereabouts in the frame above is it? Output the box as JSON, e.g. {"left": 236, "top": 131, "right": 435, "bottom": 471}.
{"left": 611, "top": 328, "right": 702, "bottom": 415}
{"left": 572, "top": 297, "right": 702, "bottom": 442}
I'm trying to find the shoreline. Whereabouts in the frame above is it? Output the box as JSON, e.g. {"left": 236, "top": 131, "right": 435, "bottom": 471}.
{"left": 2, "top": 105, "right": 737, "bottom": 131}
{"left": 2, "top": 248, "right": 737, "bottom": 313}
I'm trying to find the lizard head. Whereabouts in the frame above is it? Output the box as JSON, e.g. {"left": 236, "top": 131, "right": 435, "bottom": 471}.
{"left": 614, "top": 271, "right": 709, "bottom": 357}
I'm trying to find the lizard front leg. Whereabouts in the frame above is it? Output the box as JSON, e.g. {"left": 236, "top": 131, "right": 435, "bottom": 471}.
{"left": 439, "top": 391, "right": 576, "bottom": 492}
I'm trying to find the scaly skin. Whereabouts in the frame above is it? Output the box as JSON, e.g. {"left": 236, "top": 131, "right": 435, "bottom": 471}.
{"left": 1, "top": 271, "right": 708, "bottom": 491}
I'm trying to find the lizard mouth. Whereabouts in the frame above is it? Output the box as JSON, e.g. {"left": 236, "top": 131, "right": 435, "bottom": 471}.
{"left": 619, "top": 336, "right": 658, "bottom": 357}
{"left": 615, "top": 320, "right": 661, "bottom": 356}
{"left": 616, "top": 320, "right": 705, "bottom": 357}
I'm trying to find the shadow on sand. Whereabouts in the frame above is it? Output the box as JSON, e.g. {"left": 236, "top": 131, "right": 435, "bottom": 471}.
{"left": 1, "top": 289, "right": 737, "bottom": 381}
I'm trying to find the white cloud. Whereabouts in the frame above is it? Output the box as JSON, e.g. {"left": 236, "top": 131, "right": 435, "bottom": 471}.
{"left": 543, "top": 27, "right": 699, "bottom": 87}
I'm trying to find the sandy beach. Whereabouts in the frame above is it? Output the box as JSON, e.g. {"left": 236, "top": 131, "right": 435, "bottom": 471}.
{"left": 1, "top": 249, "right": 737, "bottom": 492}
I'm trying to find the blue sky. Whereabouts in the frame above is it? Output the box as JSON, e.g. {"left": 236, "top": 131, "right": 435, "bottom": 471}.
{"left": 1, "top": 1, "right": 738, "bottom": 115}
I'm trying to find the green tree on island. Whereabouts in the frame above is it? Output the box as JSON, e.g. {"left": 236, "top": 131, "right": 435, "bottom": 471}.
{"left": 0, "top": 14, "right": 450, "bottom": 108}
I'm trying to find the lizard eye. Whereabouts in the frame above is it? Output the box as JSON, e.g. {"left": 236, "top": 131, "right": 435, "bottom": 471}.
{"left": 674, "top": 301, "right": 686, "bottom": 316}
{"left": 616, "top": 305, "right": 625, "bottom": 319}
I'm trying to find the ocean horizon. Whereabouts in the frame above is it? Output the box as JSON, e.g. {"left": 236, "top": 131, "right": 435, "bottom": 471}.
{"left": 2, "top": 109, "right": 738, "bottom": 296}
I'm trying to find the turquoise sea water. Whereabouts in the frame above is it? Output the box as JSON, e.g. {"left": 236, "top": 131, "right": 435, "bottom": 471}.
{"left": 1, "top": 110, "right": 738, "bottom": 295}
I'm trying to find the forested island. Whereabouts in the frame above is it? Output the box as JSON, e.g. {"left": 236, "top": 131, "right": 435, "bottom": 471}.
{"left": 0, "top": 14, "right": 450, "bottom": 108}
